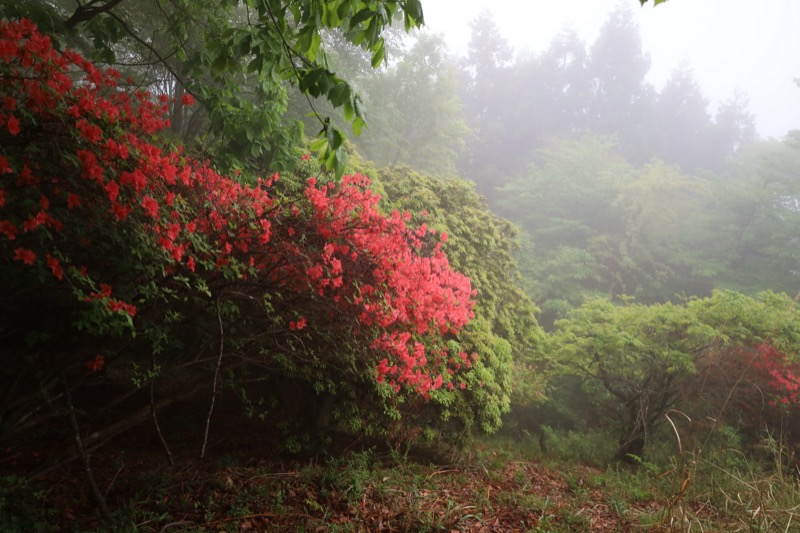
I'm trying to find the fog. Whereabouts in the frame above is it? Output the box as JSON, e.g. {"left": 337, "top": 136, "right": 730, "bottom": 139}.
{"left": 422, "top": 0, "right": 800, "bottom": 139}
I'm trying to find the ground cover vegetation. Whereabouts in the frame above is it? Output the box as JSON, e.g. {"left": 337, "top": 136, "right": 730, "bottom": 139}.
{"left": 3, "top": 0, "right": 800, "bottom": 530}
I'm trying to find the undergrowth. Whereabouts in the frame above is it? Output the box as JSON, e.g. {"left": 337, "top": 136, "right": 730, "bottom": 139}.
{"left": 4, "top": 426, "right": 800, "bottom": 532}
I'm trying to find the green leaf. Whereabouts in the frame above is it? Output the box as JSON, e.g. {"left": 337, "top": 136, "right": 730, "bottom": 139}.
{"left": 212, "top": 52, "right": 230, "bottom": 74}
{"left": 342, "top": 100, "right": 354, "bottom": 122}
{"left": 326, "top": 125, "right": 345, "bottom": 150}
{"left": 296, "top": 25, "right": 322, "bottom": 61}
{"left": 376, "top": 4, "right": 389, "bottom": 25}
{"left": 308, "top": 29, "right": 322, "bottom": 61}
{"left": 309, "top": 137, "right": 328, "bottom": 152}
{"left": 333, "top": 145, "right": 348, "bottom": 177}
{"left": 404, "top": 0, "right": 424, "bottom": 28}
{"left": 350, "top": 8, "right": 373, "bottom": 28}
{"left": 352, "top": 116, "right": 365, "bottom": 136}
{"left": 336, "top": 1, "right": 351, "bottom": 22}
{"left": 247, "top": 55, "right": 263, "bottom": 73}
{"left": 298, "top": 68, "right": 324, "bottom": 94}
{"left": 353, "top": 95, "right": 365, "bottom": 119}
{"left": 370, "top": 39, "right": 385, "bottom": 69}
{"left": 328, "top": 82, "right": 349, "bottom": 107}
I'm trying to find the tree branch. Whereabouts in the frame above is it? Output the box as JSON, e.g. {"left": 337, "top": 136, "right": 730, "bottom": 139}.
{"left": 105, "top": 11, "right": 199, "bottom": 103}
{"left": 64, "top": 0, "right": 126, "bottom": 29}
{"left": 32, "top": 385, "right": 203, "bottom": 480}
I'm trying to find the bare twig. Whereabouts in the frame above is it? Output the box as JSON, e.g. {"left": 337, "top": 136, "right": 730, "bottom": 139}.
{"left": 158, "top": 520, "right": 195, "bottom": 533}
{"left": 62, "top": 380, "right": 113, "bottom": 523}
{"left": 150, "top": 353, "right": 174, "bottom": 466}
{"left": 104, "top": 462, "right": 125, "bottom": 499}
{"left": 201, "top": 298, "right": 225, "bottom": 459}
{"left": 32, "top": 386, "right": 202, "bottom": 480}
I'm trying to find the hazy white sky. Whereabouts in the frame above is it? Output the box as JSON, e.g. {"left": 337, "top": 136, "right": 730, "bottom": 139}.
{"left": 421, "top": 0, "right": 800, "bottom": 139}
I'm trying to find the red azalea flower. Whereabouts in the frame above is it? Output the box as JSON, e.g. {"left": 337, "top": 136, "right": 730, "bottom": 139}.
{"left": 141, "top": 196, "right": 159, "bottom": 217}
{"left": 6, "top": 115, "right": 20, "bottom": 135}
{"left": 13, "top": 247, "right": 36, "bottom": 265}
{"left": 86, "top": 354, "right": 104, "bottom": 372}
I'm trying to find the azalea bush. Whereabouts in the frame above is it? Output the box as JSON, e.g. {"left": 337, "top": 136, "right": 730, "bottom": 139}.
{"left": 693, "top": 341, "right": 800, "bottom": 460}
{"left": 546, "top": 291, "right": 800, "bottom": 462}
{"left": 377, "top": 166, "right": 544, "bottom": 435}
{"left": 751, "top": 342, "right": 800, "bottom": 409}
{"left": 0, "top": 19, "right": 485, "bottom": 452}
{"left": 688, "top": 292, "right": 800, "bottom": 429}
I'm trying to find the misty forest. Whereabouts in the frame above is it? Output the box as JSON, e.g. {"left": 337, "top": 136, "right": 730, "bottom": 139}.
{"left": 2, "top": 0, "right": 800, "bottom": 531}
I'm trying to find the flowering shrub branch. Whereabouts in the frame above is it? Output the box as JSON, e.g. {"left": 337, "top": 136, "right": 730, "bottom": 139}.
{"left": 0, "top": 18, "right": 479, "bottom": 413}
{"left": 751, "top": 342, "right": 800, "bottom": 409}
